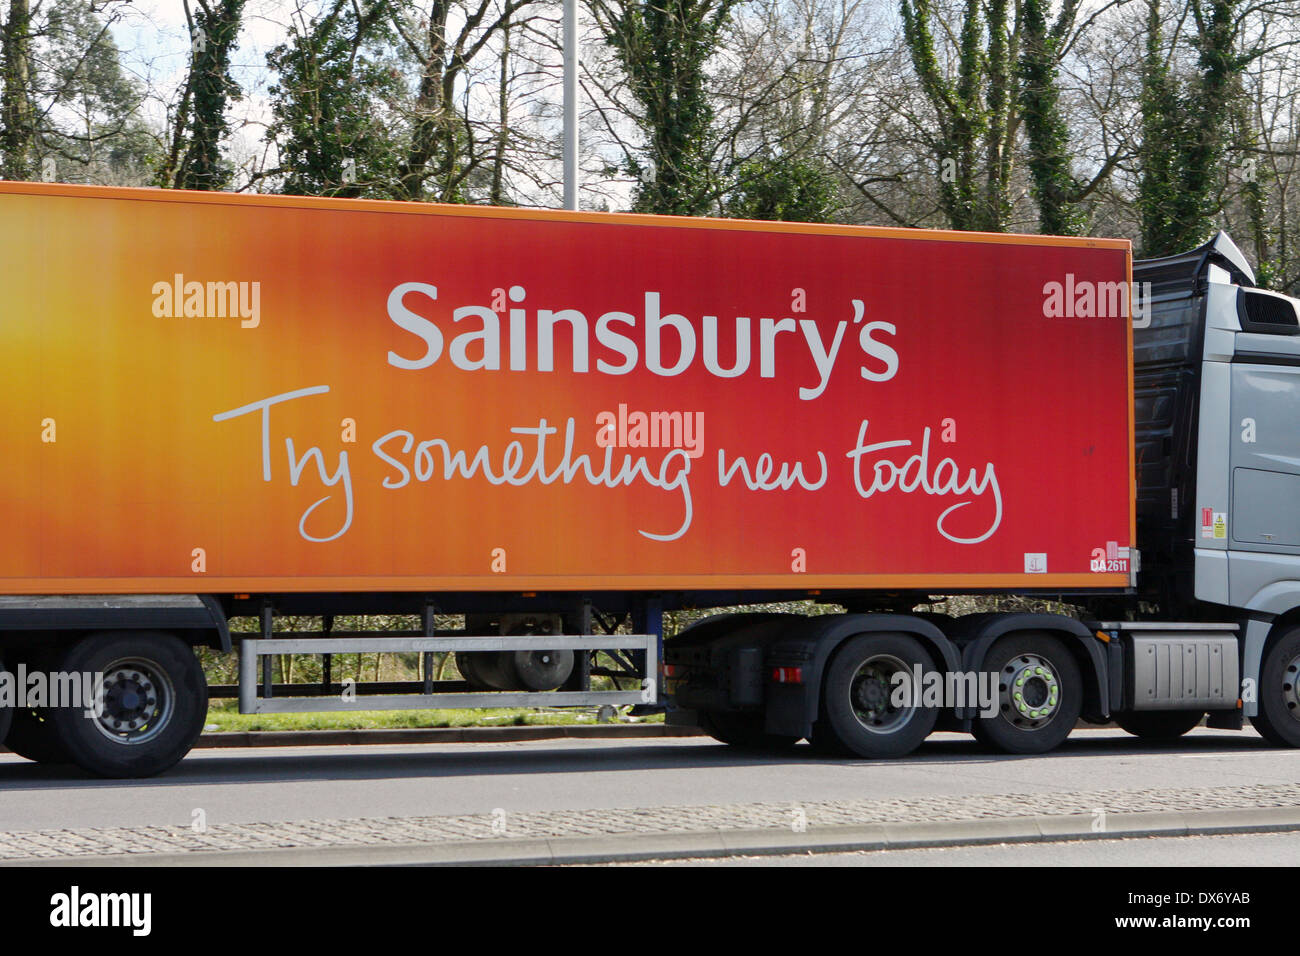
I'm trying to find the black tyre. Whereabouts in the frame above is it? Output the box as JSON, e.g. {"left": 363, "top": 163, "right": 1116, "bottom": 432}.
{"left": 476, "top": 652, "right": 520, "bottom": 690}
{"left": 697, "top": 710, "right": 800, "bottom": 751}
{"left": 47, "top": 632, "right": 207, "bottom": 778}
{"left": 457, "top": 651, "right": 515, "bottom": 690}
{"left": 4, "top": 707, "right": 71, "bottom": 764}
{"left": 512, "top": 649, "right": 575, "bottom": 691}
{"left": 1116, "top": 710, "right": 1204, "bottom": 740}
{"left": 972, "top": 632, "right": 1082, "bottom": 755}
{"left": 2, "top": 648, "right": 72, "bottom": 764}
{"left": 1250, "top": 627, "right": 1300, "bottom": 747}
{"left": 818, "top": 633, "right": 938, "bottom": 758}
{"left": 459, "top": 648, "right": 574, "bottom": 691}
{"left": 455, "top": 651, "right": 490, "bottom": 688}
{"left": 807, "top": 719, "right": 851, "bottom": 755}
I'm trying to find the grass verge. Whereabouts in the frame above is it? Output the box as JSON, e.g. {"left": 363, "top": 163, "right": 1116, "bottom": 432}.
{"left": 203, "top": 699, "right": 663, "bottom": 732}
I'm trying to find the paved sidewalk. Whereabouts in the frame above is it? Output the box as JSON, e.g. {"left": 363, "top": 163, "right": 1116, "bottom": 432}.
{"left": 6, "top": 781, "right": 1300, "bottom": 865}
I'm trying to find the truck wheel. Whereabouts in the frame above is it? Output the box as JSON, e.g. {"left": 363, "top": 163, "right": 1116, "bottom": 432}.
{"left": 455, "top": 651, "right": 489, "bottom": 688}
{"left": 1116, "top": 710, "right": 1204, "bottom": 740}
{"left": 476, "top": 652, "right": 521, "bottom": 690}
{"left": 819, "top": 634, "right": 938, "bottom": 758}
{"left": 972, "top": 633, "right": 1082, "bottom": 755}
{"left": 456, "top": 651, "right": 514, "bottom": 690}
{"left": 47, "top": 632, "right": 207, "bottom": 778}
{"left": 4, "top": 708, "right": 71, "bottom": 763}
{"left": 697, "top": 710, "right": 800, "bottom": 751}
{"left": 808, "top": 720, "right": 852, "bottom": 755}
{"left": 512, "top": 649, "right": 575, "bottom": 691}
{"left": 1, "top": 649, "right": 72, "bottom": 764}
{"left": 1250, "top": 627, "right": 1300, "bottom": 747}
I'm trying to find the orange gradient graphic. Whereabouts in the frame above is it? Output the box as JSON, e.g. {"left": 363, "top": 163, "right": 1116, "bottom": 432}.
{"left": 0, "top": 182, "right": 1135, "bottom": 594}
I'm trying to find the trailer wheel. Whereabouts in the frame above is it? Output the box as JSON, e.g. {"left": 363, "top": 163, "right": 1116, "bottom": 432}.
{"left": 1250, "top": 627, "right": 1300, "bottom": 747}
{"left": 697, "top": 710, "right": 800, "bottom": 751}
{"left": 819, "top": 634, "right": 938, "bottom": 758}
{"left": 458, "top": 649, "right": 576, "bottom": 691}
{"left": 512, "top": 649, "right": 575, "bottom": 691}
{"left": 1, "top": 650, "right": 72, "bottom": 764}
{"left": 455, "top": 651, "right": 489, "bottom": 688}
{"left": 1116, "top": 710, "right": 1204, "bottom": 740}
{"left": 47, "top": 632, "right": 207, "bottom": 778}
{"left": 4, "top": 708, "right": 71, "bottom": 764}
{"left": 457, "top": 651, "right": 518, "bottom": 690}
{"left": 972, "top": 633, "right": 1082, "bottom": 754}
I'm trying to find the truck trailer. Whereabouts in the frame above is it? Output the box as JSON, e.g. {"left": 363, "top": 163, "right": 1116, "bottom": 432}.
{"left": 0, "top": 180, "right": 1295, "bottom": 777}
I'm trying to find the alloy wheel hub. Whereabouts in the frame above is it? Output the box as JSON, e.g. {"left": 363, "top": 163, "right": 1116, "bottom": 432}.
{"left": 93, "top": 658, "right": 174, "bottom": 744}
{"left": 849, "top": 654, "right": 915, "bottom": 735}
{"left": 1001, "top": 655, "right": 1060, "bottom": 727}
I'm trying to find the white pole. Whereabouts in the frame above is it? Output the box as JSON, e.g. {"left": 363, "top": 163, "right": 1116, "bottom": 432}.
{"left": 562, "top": 0, "right": 579, "bottom": 210}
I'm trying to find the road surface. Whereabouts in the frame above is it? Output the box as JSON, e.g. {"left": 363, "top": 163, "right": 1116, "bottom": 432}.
{"left": 1, "top": 727, "right": 1298, "bottom": 864}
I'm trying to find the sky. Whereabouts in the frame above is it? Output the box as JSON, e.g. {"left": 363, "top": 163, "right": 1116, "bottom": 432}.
{"left": 105, "top": 0, "right": 594, "bottom": 204}
{"left": 109, "top": 0, "right": 294, "bottom": 177}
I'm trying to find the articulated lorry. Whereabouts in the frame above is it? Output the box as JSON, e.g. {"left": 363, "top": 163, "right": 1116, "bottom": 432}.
{"left": 0, "top": 180, "right": 1295, "bottom": 777}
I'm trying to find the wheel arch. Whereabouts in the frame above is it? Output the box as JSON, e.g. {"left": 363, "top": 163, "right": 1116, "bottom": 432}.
{"left": 1256, "top": 607, "right": 1300, "bottom": 658}
{"left": 766, "top": 613, "right": 961, "bottom": 739}
{"left": 0, "top": 595, "right": 230, "bottom": 654}
{"left": 1241, "top": 610, "right": 1300, "bottom": 717}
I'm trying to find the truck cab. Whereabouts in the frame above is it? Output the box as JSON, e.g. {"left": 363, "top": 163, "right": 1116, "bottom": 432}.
{"left": 1135, "top": 232, "right": 1300, "bottom": 739}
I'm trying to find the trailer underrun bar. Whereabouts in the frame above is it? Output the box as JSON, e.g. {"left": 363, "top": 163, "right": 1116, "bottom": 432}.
{"left": 238, "top": 635, "right": 659, "bottom": 714}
